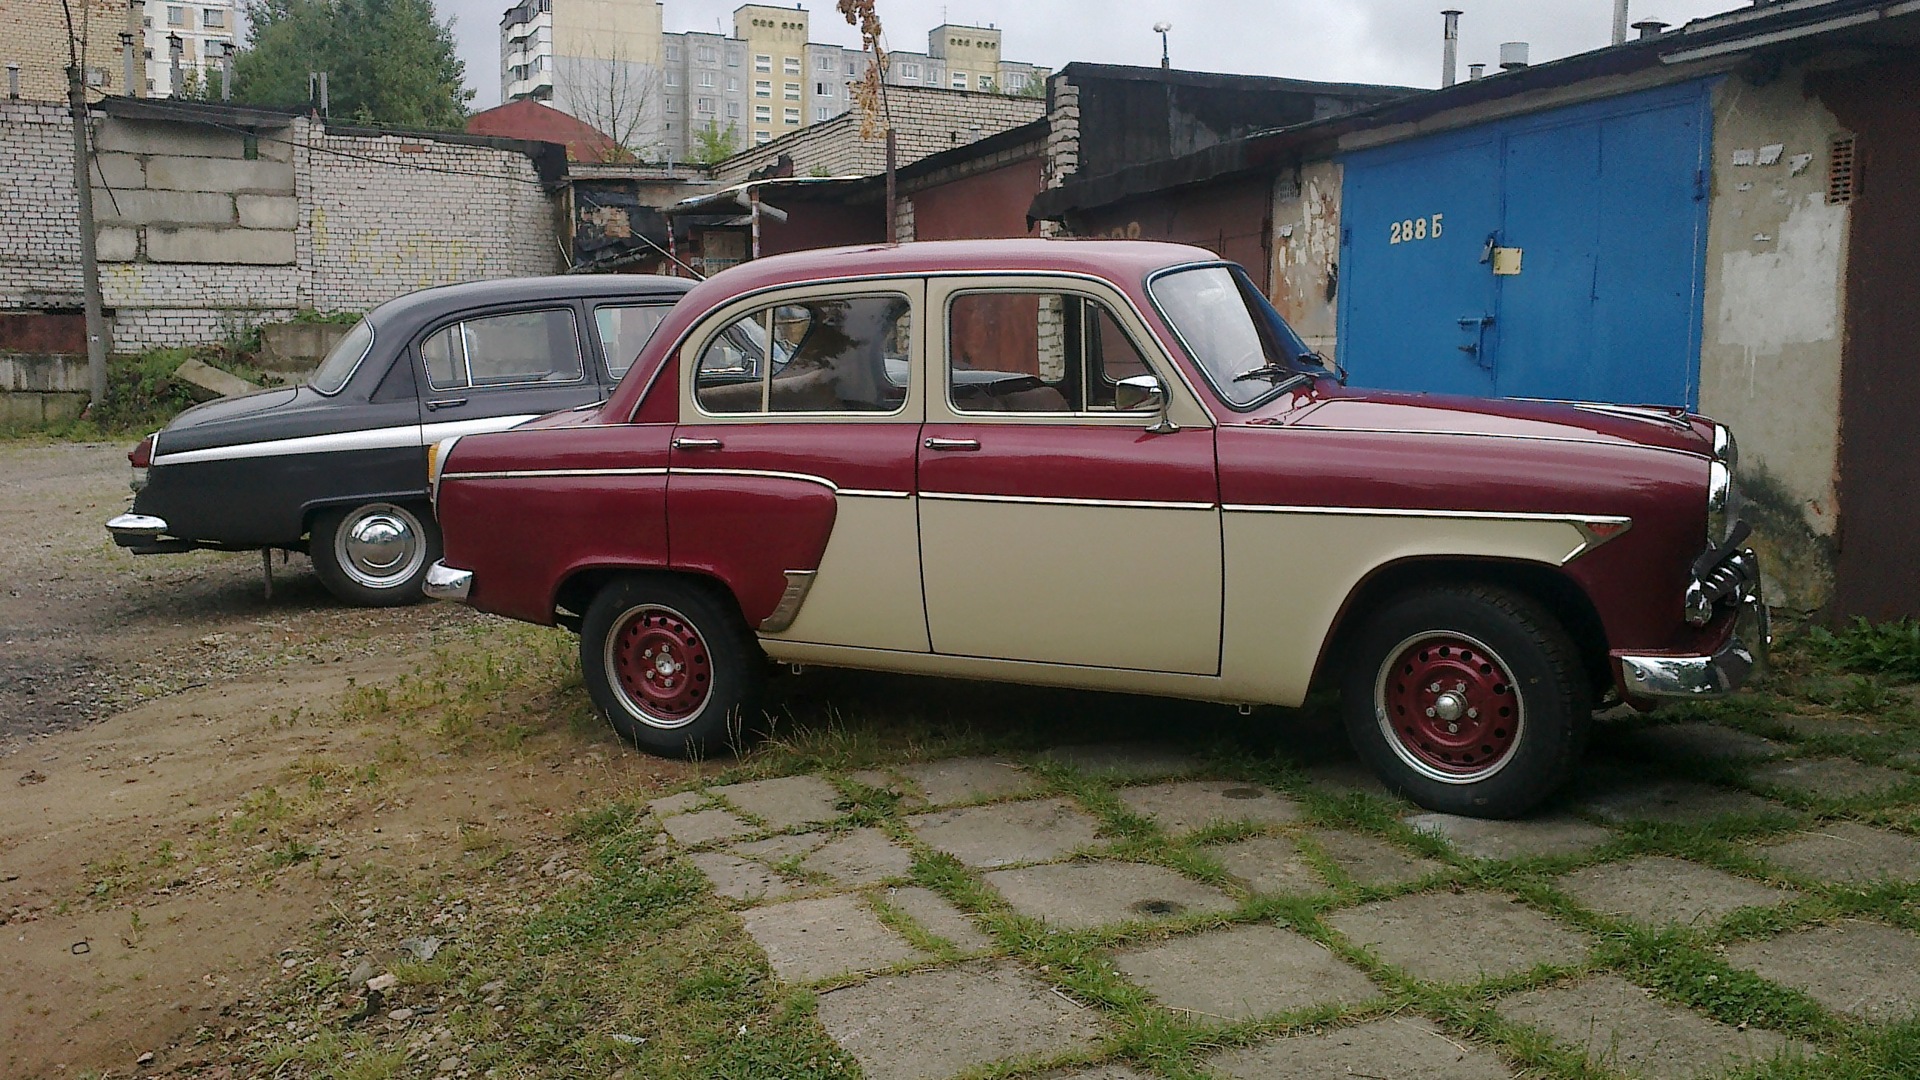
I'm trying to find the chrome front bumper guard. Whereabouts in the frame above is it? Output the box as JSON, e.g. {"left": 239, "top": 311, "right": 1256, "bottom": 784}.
{"left": 1617, "top": 586, "right": 1771, "bottom": 700}
{"left": 106, "top": 513, "right": 169, "bottom": 546}
{"left": 423, "top": 560, "right": 473, "bottom": 602}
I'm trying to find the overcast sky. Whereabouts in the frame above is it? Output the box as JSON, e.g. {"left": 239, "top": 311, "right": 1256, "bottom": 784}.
{"left": 440, "top": 0, "right": 1751, "bottom": 110}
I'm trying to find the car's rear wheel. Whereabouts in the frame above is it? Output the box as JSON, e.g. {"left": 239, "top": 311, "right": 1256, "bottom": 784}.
{"left": 310, "top": 502, "right": 439, "bottom": 607}
{"left": 581, "top": 575, "right": 765, "bottom": 757}
{"left": 1340, "top": 584, "right": 1590, "bottom": 819}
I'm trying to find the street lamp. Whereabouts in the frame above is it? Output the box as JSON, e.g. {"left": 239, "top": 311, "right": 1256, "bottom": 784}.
{"left": 1153, "top": 21, "right": 1172, "bottom": 69}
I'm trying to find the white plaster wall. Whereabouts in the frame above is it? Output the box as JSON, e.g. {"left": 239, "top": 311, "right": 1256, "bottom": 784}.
{"left": 1269, "top": 159, "right": 1343, "bottom": 357}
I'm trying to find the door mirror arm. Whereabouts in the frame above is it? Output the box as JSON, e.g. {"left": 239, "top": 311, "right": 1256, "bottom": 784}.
{"left": 1116, "top": 374, "right": 1181, "bottom": 434}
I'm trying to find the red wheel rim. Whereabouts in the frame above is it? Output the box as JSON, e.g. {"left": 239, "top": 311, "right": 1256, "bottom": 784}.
{"left": 1375, "top": 632, "right": 1523, "bottom": 782}
{"left": 609, "top": 605, "right": 712, "bottom": 727}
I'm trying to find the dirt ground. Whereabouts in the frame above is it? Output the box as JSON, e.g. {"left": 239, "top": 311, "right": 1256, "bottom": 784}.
{"left": 0, "top": 442, "right": 692, "bottom": 1077}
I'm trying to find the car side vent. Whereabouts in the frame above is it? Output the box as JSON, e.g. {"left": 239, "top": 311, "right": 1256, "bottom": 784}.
{"left": 1828, "top": 134, "right": 1857, "bottom": 205}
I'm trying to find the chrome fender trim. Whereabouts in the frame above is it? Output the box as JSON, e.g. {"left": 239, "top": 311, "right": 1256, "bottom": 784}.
{"left": 759, "top": 570, "right": 817, "bottom": 633}
{"left": 423, "top": 560, "right": 474, "bottom": 602}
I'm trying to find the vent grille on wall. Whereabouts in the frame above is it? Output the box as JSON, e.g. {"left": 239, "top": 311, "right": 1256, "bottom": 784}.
{"left": 1828, "top": 134, "right": 1857, "bottom": 205}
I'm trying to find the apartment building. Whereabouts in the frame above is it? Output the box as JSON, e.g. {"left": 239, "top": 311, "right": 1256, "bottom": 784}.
{"left": 502, "top": 1, "right": 1044, "bottom": 162}
{"left": 143, "top": 0, "right": 239, "bottom": 97}
{"left": 4, "top": 0, "right": 233, "bottom": 101}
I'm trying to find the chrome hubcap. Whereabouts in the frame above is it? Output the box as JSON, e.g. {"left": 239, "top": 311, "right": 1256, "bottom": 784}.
{"left": 335, "top": 504, "right": 426, "bottom": 590}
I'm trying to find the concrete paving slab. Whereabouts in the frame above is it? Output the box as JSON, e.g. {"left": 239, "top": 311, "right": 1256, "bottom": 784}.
{"left": 1308, "top": 828, "right": 1446, "bottom": 887}
{"left": 1037, "top": 742, "right": 1198, "bottom": 779}
{"left": 646, "top": 790, "right": 706, "bottom": 817}
{"left": 711, "top": 774, "right": 842, "bottom": 828}
{"left": 661, "top": 807, "right": 755, "bottom": 845}
{"left": 846, "top": 768, "right": 900, "bottom": 792}
{"left": 1033, "top": 1069, "right": 1154, "bottom": 1080}
{"left": 1329, "top": 891, "right": 1590, "bottom": 984}
{"left": 727, "top": 831, "right": 829, "bottom": 864}
{"left": 1116, "top": 780, "right": 1301, "bottom": 834}
{"left": 802, "top": 828, "right": 916, "bottom": 886}
{"left": 1113, "top": 923, "right": 1379, "bottom": 1021}
{"left": 815, "top": 961, "right": 1102, "bottom": 1080}
{"left": 1555, "top": 856, "right": 1796, "bottom": 928}
{"left": 910, "top": 797, "right": 1105, "bottom": 868}
{"left": 685, "top": 851, "right": 794, "bottom": 903}
{"left": 1207, "top": 1016, "right": 1516, "bottom": 1079}
{"left": 1405, "top": 812, "right": 1613, "bottom": 861}
{"left": 1749, "top": 757, "right": 1912, "bottom": 799}
{"left": 1579, "top": 778, "right": 1788, "bottom": 825}
{"left": 740, "top": 894, "right": 922, "bottom": 983}
{"left": 880, "top": 885, "right": 996, "bottom": 952}
{"left": 1724, "top": 921, "right": 1920, "bottom": 1022}
{"left": 1497, "top": 974, "right": 1810, "bottom": 1080}
{"left": 899, "top": 757, "right": 1039, "bottom": 806}
{"left": 1303, "top": 761, "right": 1398, "bottom": 800}
{"left": 1773, "top": 714, "right": 1883, "bottom": 739}
{"left": 1755, "top": 822, "right": 1920, "bottom": 884}
{"left": 985, "top": 861, "right": 1237, "bottom": 930}
{"left": 1209, "top": 835, "right": 1326, "bottom": 896}
{"left": 1629, "top": 722, "right": 1781, "bottom": 761}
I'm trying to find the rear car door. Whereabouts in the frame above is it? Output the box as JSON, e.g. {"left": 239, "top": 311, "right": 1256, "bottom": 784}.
{"left": 415, "top": 303, "right": 604, "bottom": 441}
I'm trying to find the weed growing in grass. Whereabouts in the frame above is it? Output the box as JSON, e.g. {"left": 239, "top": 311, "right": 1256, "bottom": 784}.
{"left": 1806, "top": 619, "right": 1920, "bottom": 682}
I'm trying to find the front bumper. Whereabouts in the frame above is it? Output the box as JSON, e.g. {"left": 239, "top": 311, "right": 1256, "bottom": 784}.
{"left": 1615, "top": 586, "right": 1770, "bottom": 700}
{"left": 423, "top": 560, "right": 473, "bottom": 602}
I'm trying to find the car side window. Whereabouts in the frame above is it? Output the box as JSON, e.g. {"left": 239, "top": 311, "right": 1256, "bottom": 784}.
{"left": 420, "top": 309, "right": 584, "bottom": 392}
{"left": 694, "top": 294, "right": 910, "bottom": 416}
{"left": 593, "top": 303, "right": 670, "bottom": 379}
{"left": 947, "top": 291, "right": 1156, "bottom": 414}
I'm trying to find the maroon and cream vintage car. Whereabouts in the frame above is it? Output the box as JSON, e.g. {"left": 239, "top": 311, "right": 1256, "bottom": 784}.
{"left": 423, "top": 239, "right": 1763, "bottom": 818}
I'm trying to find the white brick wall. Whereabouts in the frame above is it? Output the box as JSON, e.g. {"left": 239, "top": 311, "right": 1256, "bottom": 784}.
{"left": 0, "top": 101, "right": 563, "bottom": 351}
{"left": 714, "top": 84, "right": 1044, "bottom": 182}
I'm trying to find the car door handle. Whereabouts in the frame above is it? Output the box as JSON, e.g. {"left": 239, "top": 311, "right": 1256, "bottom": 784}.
{"left": 672, "top": 437, "right": 724, "bottom": 451}
{"left": 424, "top": 398, "right": 468, "bottom": 411}
{"left": 924, "top": 437, "right": 980, "bottom": 452}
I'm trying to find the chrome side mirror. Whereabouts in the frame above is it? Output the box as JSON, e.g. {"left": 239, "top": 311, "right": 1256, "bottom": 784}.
{"left": 1114, "top": 373, "right": 1165, "bottom": 412}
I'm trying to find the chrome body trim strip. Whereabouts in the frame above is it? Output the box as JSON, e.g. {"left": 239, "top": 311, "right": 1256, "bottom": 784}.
{"left": 759, "top": 570, "right": 818, "bottom": 632}
{"left": 1223, "top": 504, "right": 1629, "bottom": 525}
{"left": 106, "top": 513, "right": 169, "bottom": 539}
{"left": 441, "top": 467, "right": 670, "bottom": 481}
{"left": 423, "top": 560, "right": 474, "bottom": 602}
{"left": 671, "top": 466, "right": 840, "bottom": 490}
{"left": 1274, "top": 424, "right": 1705, "bottom": 456}
{"left": 835, "top": 488, "right": 912, "bottom": 499}
{"left": 921, "top": 491, "right": 1217, "bottom": 511}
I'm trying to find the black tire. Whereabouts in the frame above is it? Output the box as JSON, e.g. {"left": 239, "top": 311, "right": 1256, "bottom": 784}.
{"left": 309, "top": 502, "right": 440, "bottom": 607}
{"left": 1339, "top": 584, "right": 1591, "bottom": 819}
{"left": 580, "top": 574, "right": 766, "bottom": 757}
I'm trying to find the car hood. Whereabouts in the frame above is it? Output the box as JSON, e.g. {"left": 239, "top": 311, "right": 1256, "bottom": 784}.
{"left": 1254, "top": 384, "right": 1713, "bottom": 456}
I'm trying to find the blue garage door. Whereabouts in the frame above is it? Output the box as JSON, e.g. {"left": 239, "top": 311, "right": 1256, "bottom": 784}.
{"left": 1336, "top": 81, "right": 1713, "bottom": 407}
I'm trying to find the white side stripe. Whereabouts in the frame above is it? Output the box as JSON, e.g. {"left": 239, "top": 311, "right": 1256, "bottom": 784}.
{"left": 151, "top": 415, "right": 539, "bottom": 467}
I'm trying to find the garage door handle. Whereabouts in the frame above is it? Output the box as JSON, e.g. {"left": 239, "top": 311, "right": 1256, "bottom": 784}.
{"left": 425, "top": 398, "right": 468, "bottom": 411}
{"left": 924, "top": 437, "right": 980, "bottom": 452}
{"left": 673, "top": 437, "right": 724, "bottom": 451}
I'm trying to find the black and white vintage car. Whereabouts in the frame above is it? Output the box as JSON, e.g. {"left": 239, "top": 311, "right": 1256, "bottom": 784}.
{"left": 106, "top": 275, "right": 693, "bottom": 605}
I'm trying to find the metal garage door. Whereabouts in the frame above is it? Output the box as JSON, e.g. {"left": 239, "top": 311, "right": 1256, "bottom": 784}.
{"left": 1336, "top": 81, "right": 1713, "bottom": 407}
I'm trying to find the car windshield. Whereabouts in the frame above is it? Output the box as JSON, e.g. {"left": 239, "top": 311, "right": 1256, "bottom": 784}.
{"left": 308, "top": 319, "right": 375, "bottom": 396}
{"left": 1149, "top": 264, "right": 1321, "bottom": 407}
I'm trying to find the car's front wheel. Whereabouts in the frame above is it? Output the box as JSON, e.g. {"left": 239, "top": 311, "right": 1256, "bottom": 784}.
{"left": 310, "top": 502, "right": 440, "bottom": 607}
{"left": 580, "top": 575, "right": 766, "bottom": 757}
{"left": 1340, "top": 584, "right": 1590, "bottom": 819}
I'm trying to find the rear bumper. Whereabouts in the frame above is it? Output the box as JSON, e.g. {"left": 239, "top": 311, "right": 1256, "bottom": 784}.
{"left": 106, "top": 513, "right": 169, "bottom": 545}
{"left": 1614, "top": 587, "right": 1770, "bottom": 700}
{"left": 423, "top": 560, "right": 473, "bottom": 602}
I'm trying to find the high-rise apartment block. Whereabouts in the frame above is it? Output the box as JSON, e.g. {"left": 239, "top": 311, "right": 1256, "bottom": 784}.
{"left": 502, "top": 1, "right": 1045, "bottom": 161}
{"left": 142, "top": 0, "right": 240, "bottom": 97}
{"left": 7, "top": 0, "right": 235, "bottom": 102}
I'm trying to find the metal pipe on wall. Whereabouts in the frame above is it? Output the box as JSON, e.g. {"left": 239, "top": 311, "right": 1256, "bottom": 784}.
{"left": 1442, "top": 10, "right": 1462, "bottom": 88}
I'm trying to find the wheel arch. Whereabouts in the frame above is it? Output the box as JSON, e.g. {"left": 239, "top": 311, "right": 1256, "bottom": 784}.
{"left": 552, "top": 563, "right": 747, "bottom": 633}
{"left": 1309, "top": 556, "right": 1612, "bottom": 700}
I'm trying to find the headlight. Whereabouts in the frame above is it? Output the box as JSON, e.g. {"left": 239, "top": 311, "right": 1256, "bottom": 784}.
{"left": 1707, "top": 460, "right": 1732, "bottom": 543}
{"left": 1712, "top": 423, "right": 1737, "bottom": 472}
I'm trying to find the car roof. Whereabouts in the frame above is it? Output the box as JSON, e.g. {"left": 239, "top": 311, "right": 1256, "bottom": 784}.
{"left": 365, "top": 274, "right": 694, "bottom": 328}
{"left": 672, "top": 238, "right": 1224, "bottom": 313}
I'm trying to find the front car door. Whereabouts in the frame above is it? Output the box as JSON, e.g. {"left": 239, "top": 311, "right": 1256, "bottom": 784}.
{"left": 917, "top": 276, "right": 1223, "bottom": 675}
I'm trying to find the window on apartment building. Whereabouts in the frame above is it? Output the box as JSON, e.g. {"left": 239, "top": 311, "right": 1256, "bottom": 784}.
{"left": 666, "top": 44, "right": 680, "bottom": 61}
{"left": 755, "top": 131, "right": 771, "bottom": 144}
{"left": 665, "top": 71, "right": 678, "bottom": 86}
{"left": 755, "top": 80, "right": 770, "bottom": 97}
{"left": 952, "top": 72, "right": 968, "bottom": 90}
{"left": 846, "top": 61, "right": 857, "bottom": 76}
{"left": 979, "top": 74, "right": 993, "bottom": 91}
{"left": 167, "top": 6, "right": 184, "bottom": 25}
{"left": 698, "top": 45, "right": 716, "bottom": 63}
{"left": 666, "top": 97, "right": 679, "bottom": 112}
{"left": 1006, "top": 73, "right": 1027, "bottom": 91}
{"left": 727, "top": 102, "right": 740, "bottom": 117}
{"left": 898, "top": 62, "right": 920, "bottom": 80}
{"left": 755, "top": 54, "right": 771, "bottom": 72}
{"left": 784, "top": 107, "right": 799, "bottom": 125}
{"left": 698, "top": 97, "right": 714, "bottom": 114}
{"left": 699, "top": 71, "right": 714, "bottom": 87}
{"left": 728, "top": 48, "right": 741, "bottom": 66}
{"left": 814, "top": 106, "right": 830, "bottom": 121}
{"left": 727, "top": 76, "right": 739, "bottom": 91}
{"left": 784, "top": 82, "right": 799, "bottom": 100}
{"left": 784, "top": 56, "right": 800, "bottom": 74}
{"left": 755, "top": 105, "right": 771, "bottom": 121}
{"left": 816, "top": 81, "right": 831, "bottom": 96}
{"left": 202, "top": 8, "right": 224, "bottom": 27}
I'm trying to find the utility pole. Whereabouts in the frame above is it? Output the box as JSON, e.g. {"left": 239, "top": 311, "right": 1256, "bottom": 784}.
{"left": 67, "top": 66, "right": 110, "bottom": 407}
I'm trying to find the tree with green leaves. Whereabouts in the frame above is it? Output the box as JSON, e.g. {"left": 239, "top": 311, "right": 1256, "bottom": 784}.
{"left": 233, "top": 0, "right": 472, "bottom": 130}
{"left": 691, "top": 120, "right": 741, "bottom": 166}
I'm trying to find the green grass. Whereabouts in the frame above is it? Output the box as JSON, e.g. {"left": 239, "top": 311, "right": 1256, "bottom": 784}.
{"left": 1, "top": 344, "right": 285, "bottom": 440}
{"left": 227, "top": 618, "right": 1920, "bottom": 1079}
